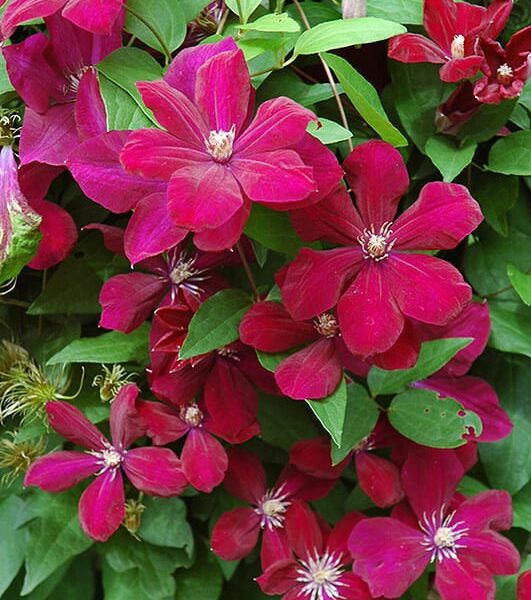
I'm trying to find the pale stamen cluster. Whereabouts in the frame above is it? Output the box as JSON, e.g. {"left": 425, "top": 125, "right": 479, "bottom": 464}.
{"left": 296, "top": 550, "right": 346, "bottom": 600}
{"left": 450, "top": 34, "right": 465, "bottom": 59}
{"left": 358, "top": 222, "right": 396, "bottom": 261}
{"left": 168, "top": 251, "right": 210, "bottom": 299}
{"left": 88, "top": 440, "right": 126, "bottom": 478}
{"left": 205, "top": 124, "right": 236, "bottom": 163}
{"left": 496, "top": 63, "right": 514, "bottom": 85}
{"left": 314, "top": 313, "right": 339, "bottom": 338}
{"left": 254, "top": 484, "right": 291, "bottom": 529}
{"left": 419, "top": 506, "right": 469, "bottom": 563}
{"left": 180, "top": 402, "right": 204, "bottom": 427}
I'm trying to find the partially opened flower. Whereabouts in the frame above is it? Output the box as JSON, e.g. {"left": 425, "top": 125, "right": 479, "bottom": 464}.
{"left": 120, "top": 38, "right": 343, "bottom": 251}
{"left": 211, "top": 448, "right": 339, "bottom": 569}
{"left": 349, "top": 447, "right": 520, "bottom": 599}
{"left": 474, "top": 27, "right": 531, "bottom": 104}
{"left": 257, "top": 500, "right": 372, "bottom": 599}
{"left": 435, "top": 81, "right": 481, "bottom": 135}
{"left": 3, "top": 13, "right": 120, "bottom": 166}
{"left": 2, "top": 0, "right": 125, "bottom": 38}
{"left": 24, "top": 384, "right": 188, "bottom": 541}
{"left": 280, "top": 140, "right": 483, "bottom": 363}
{"left": 387, "top": 0, "right": 512, "bottom": 82}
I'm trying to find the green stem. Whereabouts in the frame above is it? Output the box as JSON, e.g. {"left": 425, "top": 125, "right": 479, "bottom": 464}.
{"left": 236, "top": 241, "right": 259, "bottom": 302}
{"left": 123, "top": 4, "right": 172, "bottom": 66}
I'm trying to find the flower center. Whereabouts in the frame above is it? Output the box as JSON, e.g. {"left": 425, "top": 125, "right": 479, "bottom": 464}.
{"left": 255, "top": 485, "right": 291, "bottom": 529}
{"left": 205, "top": 125, "right": 236, "bottom": 163}
{"left": 451, "top": 34, "right": 465, "bottom": 59}
{"left": 180, "top": 403, "right": 204, "bottom": 427}
{"left": 168, "top": 251, "right": 210, "bottom": 300}
{"left": 64, "top": 66, "right": 92, "bottom": 95}
{"left": 358, "top": 222, "right": 396, "bottom": 261}
{"left": 296, "top": 551, "right": 346, "bottom": 600}
{"left": 88, "top": 441, "right": 125, "bottom": 475}
{"left": 314, "top": 313, "right": 339, "bottom": 338}
{"left": 419, "top": 507, "right": 469, "bottom": 563}
{"left": 496, "top": 63, "right": 514, "bottom": 85}
{"left": 217, "top": 346, "right": 239, "bottom": 359}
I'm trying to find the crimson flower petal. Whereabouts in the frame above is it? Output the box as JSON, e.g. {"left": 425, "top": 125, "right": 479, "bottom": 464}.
{"left": 211, "top": 507, "right": 261, "bottom": 561}
{"left": 355, "top": 452, "right": 404, "bottom": 508}
{"left": 123, "top": 447, "right": 188, "bottom": 496}
{"left": 83, "top": 224, "right": 124, "bottom": 256}
{"left": 137, "top": 400, "right": 189, "bottom": 445}
{"left": 463, "top": 530, "right": 520, "bottom": 576}
{"left": 261, "top": 527, "right": 292, "bottom": 570}
{"left": 327, "top": 511, "right": 365, "bottom": 557}
{"left": 289, "top": 437, "right": 349, "bottom": 480}
{"left": 371, "top": 319, "right": 421, "bottom": 370}
{"left": 75, "top": 69, "right": 108, "bottom": 140}
{"left": 423, "top": 0, "right": 457, "bottom": 50}
{"left": 454, "top": 490, "right": 513, "bottom": 532}
{"left": 181, "top": 429, "right": 228, "bottom": 493}
{"left": 335, "top": 572, "right": 373, "bottom": 600}
{"left": 46, "top": 401, "right": 106, "bottom": 450}
{"left": 388, "top": 33, "right": 448, "bottom": 64}
{"left": 223, "top": 447, "right": 267, "bottom": 504}
{"left": 285, "top": 501, "right": 324, "bottom": 558}
{"left": 440, "top": 56, "right": 484, "bottom": 83}
{"left": 61, "top": 0, "right": 124, "bottom": 35}
{"left": 24, "top": 451, "right": 99, "bottom": 492}
{"left": 78, "top": 469, "right": 125, "bottom": 542}
{"left": 2, "top": 0, "right": 66, "bottom": 39}
{"left": 435, "top": 555, "right": 495, "bottom": 600}
{"left": 256, "top": 559, "right": 300, "bottom": 596}
{"left": 193, "top": 201, "right": 250, "bottom": 251}
{"left": 109, "top": 384, "right": 145, "bottom": 449}
{"left": 517, "top": 570, "right": 531, "bottom": 599}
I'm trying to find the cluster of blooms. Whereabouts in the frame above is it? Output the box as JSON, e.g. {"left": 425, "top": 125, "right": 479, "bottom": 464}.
{"left": 0, "top": 0, "right": 528, "bottom": 597}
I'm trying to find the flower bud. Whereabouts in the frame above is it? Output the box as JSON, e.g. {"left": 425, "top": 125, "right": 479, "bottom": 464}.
{"left": 342, "top": 0, "right": 366, "bottom": 19}
{"left": 123, "top": 498, "right": 146, "bottom": 539}
{"left": 92, "top": 364, "right": 137, "bottom": 402}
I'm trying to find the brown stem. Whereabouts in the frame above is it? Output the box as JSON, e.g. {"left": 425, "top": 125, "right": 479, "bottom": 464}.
{"left": 236, "top": 241, "right": 259, "bottom": 302}
{"left": 483, "top": 266, "right": 531, "bottom": 299}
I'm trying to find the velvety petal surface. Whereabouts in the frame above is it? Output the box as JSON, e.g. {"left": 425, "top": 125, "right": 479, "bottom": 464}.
{"left": 355, "top": 452, "right": 404, "bottom": 508}
{"left": 211, "top": 507, "right": 261, "bottom": 561}
{"left": 46, "top": 401, "right": 106, "bottom": 450}
{"left": 123, "top": 447, "right": 188, "bottom": 496}
{"left": 181, "top": 429, "right": 228, "bottom": 493}
{"left": 435, "top": 556, "right": 495, "bottom": 600}
{"left": 24, "top": 451, "right": 99, "bottom": 492}
{"left": 109, "top": 384, "right": 144, "bottom": 449}
{"left": 388, "top": 33, "right": 448, "bottom": 64}
{"left": 61, "top": 0, "right": 124, "bottom": 35}
{"left": 223, "top": 448, "right": 266, "bottom": 504}
{"left": 2, "top": 0, "right": 65, "bottom": 39}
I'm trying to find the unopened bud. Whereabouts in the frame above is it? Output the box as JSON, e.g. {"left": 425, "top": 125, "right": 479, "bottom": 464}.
{"left": 92, "top": 364, "right": 136, "bottom": 403}
{"left": 342, "top": 0, "right": 366, "bottom": 19}
{"left": 123, "top": 498, "right": 146, "bottom": 539}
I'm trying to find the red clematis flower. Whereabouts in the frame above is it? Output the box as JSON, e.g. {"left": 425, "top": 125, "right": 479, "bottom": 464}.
{"left": 3, "top": 13, "right": 120, "bottom": 166}
{"left": 120, "top": 38, "right": 343, "bottom": 251}
{"left": 212, "top": 448, "right": 341, "bottom": 570}
{"left": 518, "top": 571, "right": 531, "bottom": 600}
{"left": 388, "top": 0, "right": 512, "bottom": 82}
{"left": 435, "top": 81, "right": 482, "bottom": 135}
{"left": 24, "top": 384, "right": 188, "bottom": 541}
{"left": 280, "top": 140, "right": 483, "bottom": 364}
{"left": 474, "top": 27, "right": 531, "bottom": 104}
{"left": 257, "top": 501, "right": 373, "bottom": 599}
{"left": 1, "top": 0, "right": 125, "bottom": 38}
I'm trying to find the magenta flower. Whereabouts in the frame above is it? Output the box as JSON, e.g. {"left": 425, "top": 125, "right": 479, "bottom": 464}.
{"left": 387, "top": 0, "right": 512, "bottom": 82}
{"left": 474, "top": 27, "right": 531, "bottom": 104}
{"left": 435, "top": 81, "right": 481, "bottom": 135}
{"left": 120, "top": 38, "right": 343, "bottom": 251}
{"left": 257, "top": 500, "right": 372, "bottom": 599}
{"left": 2, "top": 0, "right": 125, "bottom": 38}
{"left": 280, "top": 140, "right": 483, "bottom": 363}
{"left": 349, "top": 447, "right": 520, "bottom": 599}
{"left": 24, "top": 384, "right": 188, "bottom": 542}
{"left": 211, "top": 448, "right": 339, "bottom": 569}
{"left": 3, "top": 13, "right": 120, "bottom": 166}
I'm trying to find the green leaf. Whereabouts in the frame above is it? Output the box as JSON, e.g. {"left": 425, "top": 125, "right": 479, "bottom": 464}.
{"left": 388, "top": 388, "right": 482, "bottom": 448}
{"left": 239, "top": 12, "right": 300, "bottom": 32}
{"left": 225, "top": 0, "right": 261, "bottom": 23}
{"left": 488, "top": 130, "right": 531, "bottom": 176}
{"left": 478, "top": 356, "right": 531, "bottom": 494}
{"left": 509, "top": 102, "right": 530, "bottom": 130}
{"left": 322, "top": 53, "right": 407, "bottom": 147}
{"left": 457, "top": 98, "right": 517, "bottom": 144}
{"left": 257, "top": 70, "right": 340, "bottom": 107}
{"left": 0, "top": 53, "right": 14, "bottom": 96}
{"left": 138, "top": 497, "right": 194, "bottom": 553}
{"left": 470, "top": 171, "right": 518, "bottom": 237}
{"left": 174, "top": 548, "right": 224, "bottom": 600}
{"left": 425, "top": 135, "right": 477, "bottom": 182}
{"left": 306, "top": 378, "right": 347, "bottom": 446}
{"left": 367, "top": 338, "right": 473, "bottom": 396}
{"left": 48, "top": 555, "right": 95, "bottom": 600}
{"left": 124, "top": 0, "right": 186, "bottom": 53}
{"left": 180, "top": 0, "right": 211, "bottom": 22}
{"left": 508, "top": 264, "right": 531, "bottom": 306}
{"left": 21, "top": 491, "right": 93, "bottom": 595}
{"left": 293, "top": 17, "right": 406, "bottom": 57}
{"left": 489, "top": 300, "right": 531, "bottom": 358}
{"left": 256, "top": 348, "right": 293, "bottom": 372}
{"left": 179, "top": 289, "right": 252, "bottom": 359}
{"left": 389, "top": 62, "right": 448, "bottom": 152}
{"left": 366, "top": 0, "right": 423, "bottom": 24}
{"left": 330, "top": 383, "right": 379, "bottom": 465}
{"left": 97, "top": 48, "right": 163, "bottom": 131}
{"left": 47, "top": 324, "right": 150, "bottom": 365}
{"left": 244, "top": 204, "right": 306, "bottom": 255}
{"left": 0, "top": 496, "right": 27, "bottom": 596}
{"left": 512, "top": 481, "right": 531, "bottom": 531}
{"left": 307, "top": 117, "right": 352, "bottom": 144}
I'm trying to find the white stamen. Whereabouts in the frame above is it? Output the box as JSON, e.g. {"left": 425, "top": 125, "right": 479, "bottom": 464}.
{"left": 296, "top": 550, "right": 346, "bottom": 600}
{"left": 451, "top": 34, "right": 465, "bottom": 59}
{"left": 254, "top": 484, "right": 291, "bottom": 529}
{"left": 357, "top": 221, "right": 396, "bottom": 261}
{"left": 180, "top": 403, "right": 204, "bottom": 427}
{"left": 205, "top": 124, "right": 236, "bottom": 162}
{"left": 167, "top": 251, "right": 210, "bottom": 299}
{"left": 314, "top": 313, "right": 339, "bottom": 338}
{"left": 419, "top": 506, "right": 469, "bottom": 563}
{"left": 496, "top": 63, "right": 514, "bottom": 84}
{"left": 88, "top": 440, "right": 125, "bottom": 476}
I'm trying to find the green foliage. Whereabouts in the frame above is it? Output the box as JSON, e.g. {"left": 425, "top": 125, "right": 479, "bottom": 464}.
{"left": 488, "top": 130, "right": 531, "bottom": 176}
{"left": 307, "top": 378, "right": 348, "bottom": 447}
{"left": 244, "top": 204, "right": 307, "bottom": 255}
{"left": 425, "top": 135, "right": 477, "bottom": 182}
{"left": 0, "top": 496, "right": 27, "bottom": 596}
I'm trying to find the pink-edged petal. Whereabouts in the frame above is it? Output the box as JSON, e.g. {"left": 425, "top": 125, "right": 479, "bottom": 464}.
{"left": 261, "top": 527, "right": 291, "bottom": 570}
{"left": 24, "top": 451, "right": 99, "bottom": 492}
{"left": 20, "top": 105, "right": 79, "bottom": 166}
{"left": 240, "top": 301, "right": 317, "bottom": 352}
{"left": 419, "top": 376, "right": 512, "bottom": 442}
{"left": 355, "top": 452, "right": 404, "bottom": 508}
{"left": 46, "top": 400, "right": 106, "bottom": 450}
{"left": 289, "top": 185, "right": 364, "bottom": 246}
{"left": 193, "top": 200, "right": 249, "bottom": 251}
{"left": 224, "top": 447, "right": 266, "bottom": 504}
{"left": 440, "top": 56, "right": 484, "bottom": 83}
{"left": 164, "top": 37, "right": 238, "bottom": 101}
{"left": 62, "top": 0, "right": 124, "bottom": 35}
{"left": 123, "top": 447, "right": 188, "bottom": 496}
{"left": 27, "top": 199, "right": 78, "bottom": 269}
{"left": 195, "top": 48, "right": 251, "bottom": 134}
{"left": 1, "top": 0, "right": 66, "bottom": 38}
{"left": 109, "top": 383, "right": 144, "bottom": 449}
{"left": 256, "top": 559, "right": 300, "bottom": 596}
{"left": 211, "top": 507, "right": 261, "bottom": 561}
{"left": 75, "top": 68, "right": 107, "bottom": 140}
{"left": 454, "top": 490, "right": 513, "bottom": 532}
{"left": 78, "top": 469, "right": 125, "bottom": 542}
{"left": 387, "top": 253, "right": 472, "bottom": 326}
{"left": 99, "top": 273, "right": 167, "bottom": 333}
{"left": 67, "top": 131, "right": 165, "bottom": 213}
{"left": 435, "top": 555, "right": 495, "bottom": 600}
{"left": 280, "top": 247, "right": 363, "bottom": 320}
{"left": 275, "top": 338, "right": 343, "bottom": 400}
{"left": 338, "top": 262, "right": 404, "bottom": 356}
{"left": 204, "top": 359, "right": 259, "bottom": 444}
{"left": 463, "top": 530, "right": 520, "bottom": 576}
{"left": 343, "top": 140, "right": 409, "bottom": 227}
{"left": 423, "top": 0, "right": 457, "bottom": 50}
{"left": 167, "top": 163, "right": 243, "bottom": 231}
{"left": 181, "top": 429, "right": 228, "bottom": 493}
{"left": 124, "top": 192, "right": 187, "bottom": 265}
{"left": 235, "top": 96, "right": 313, "bottom": 155}
{"left": 289, "top": 437, "right": 349, "bottom": 480}
{"left": 388, "top": 33, "right": 448, "bottom": 64}
{"left": 137, "top": 400, "right": 189, "bottom": 445}
{"left": 285, "top": 500, "right": 324, "bottom": 557}
{"left": 327, "top": 511, "right": 365, "bottom": 557}
{"left": 231, "top": 149, "right": 315, "bottom": 204}
{"left": 370, "top": 318, "right": 421, "bottom": 370}
{"left": 393, "top": 182, "right": 483, "bottom": 251}
{"left": 349, "top": 518, "right": 429, "bottom": 598}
